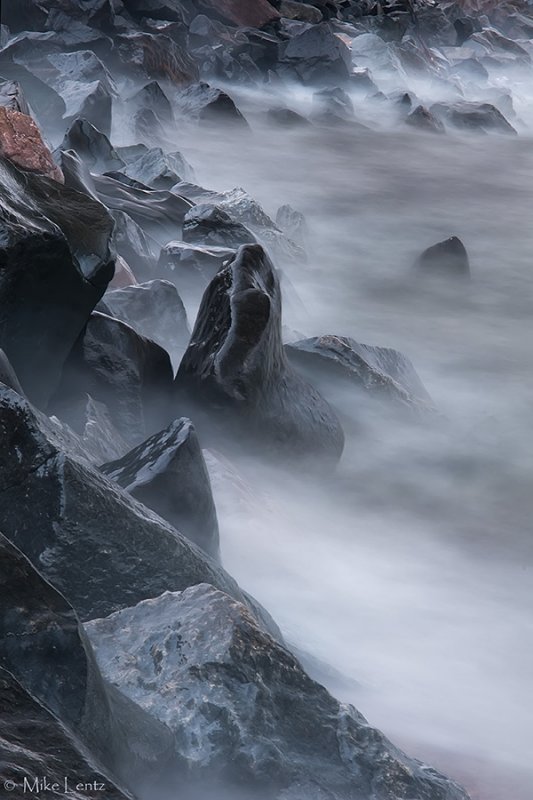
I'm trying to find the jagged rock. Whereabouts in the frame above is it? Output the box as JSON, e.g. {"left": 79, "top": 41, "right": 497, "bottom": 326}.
{"left": 86, "top": 583, "right": 470, "bottom": 800}
{"left": 0, "top": 668, "right": 132, "bottom": 800}
{"left": 176, "top": 244, "right": 344, "bottom": 462}
{"left": 110, "top": 208, "right": 158, "bottom": 279}
{"left": 199, "top": 87, "right": 249, "bottom": 127}
{"left": 430, "top": 101, "right": 517, "bottom": 134}
{"left": 122, "top": 146, "right": 195, "bottom": 190}
{"left": 0, "top": 348, "right": 24, "bottom": 395}
{"left": 0, "top": 156, "right": 114, "bottom": 408}
{"left": 276, "top": 204, "right": 308, "bottom": 249}
{"left": 0, "top": 78, "right": 31, "bottom": 114}
{"left": 0, "top": 63, "right": 66, "bottom": 132}
{"left": 286, "top": 335, "right": 435, "bottom": 425}
{"left": 406, "top": 105, "right": 445, "bottom": 133}
{"left": 99, "top": 279, "right": 190, "bottom": 367}
{"left": 414, "top": 236, "right": 471, "bottom": 279}
{"left": 157, "top": 240, "right": 235, "bottom": 307}
{"left": 279, "top": 0, "right": 324, "bottom": 22}
{"left": 0, "top": 107, "right": 63, "bottom": 180}
{"left": 183, "top": 203, "right": 257, "bottom": 248}
{"left": 126, "top": 80, "right": 174, "bottom": 124}
{"left": 0, "top": 533, "right": 175, "bottom": 799}
{"left": 312, "top": 86, "right": 354, "bottom": 121}
{"left": 115, "top": 31, "right": 199, "bottom": 85}
{"left": 60, "top": 118, "right": 125, "bottom": 172}
{"left": 280, "top": 22, "right": 353, "bottom": 85}
{"left": 108, "top": 253, "right": 138, "bottom": 288}
{"left": 78, "top": 395, "right": 130, "bottom": 464}
{"left": 0, "top": 384, "right": 280, "bottom": 635}
{"left": 197, "top": 0, "right": 280, "bottom": 27}
{"left": 133, "top": 106, "right": 167, "bottom": 143}
{"left": 101, "top": 418, "right": 220, "bottom": 560}
{"left": 51, "top": 311, "right": 174, "bottom": 444}
{"left": 267, "top": 106, "right": 310, "bottom": 126}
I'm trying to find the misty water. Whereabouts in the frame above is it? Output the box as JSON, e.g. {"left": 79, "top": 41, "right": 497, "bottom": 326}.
{"left": 151, "top": 102, "right": 533, "bottom": 800}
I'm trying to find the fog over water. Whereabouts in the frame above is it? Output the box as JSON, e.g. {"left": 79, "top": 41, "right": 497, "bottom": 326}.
{"left": 144, "top": 97, "right": 533, "bottom": 800}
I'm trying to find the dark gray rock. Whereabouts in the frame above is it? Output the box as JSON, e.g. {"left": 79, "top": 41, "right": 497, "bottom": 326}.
{"left": 176, "top": 244, "right": 344, "bottom": 463}
{"left": 0, "top": 347, "right": 24, "bottom": 395}
{"left": 0, "top": 532, "right": 175, "bottom": 799}
{"left": 59, "top": 118, "right": 125, "bottom": 173}
{"left": 414, "top": 236, "right": 471, "bottom": 279}
{"left": 126, "top": 80, "right": 174, "bottom": 124}
{"left": 183, "top": 203, "right": 257, "bottom": 248}
{"left": 313, "top": 85, "right": 354, "bottom": 121}
{"left": 50, "top": 311, "right": 175, "bottom": 445}
{"left": 110, "top": 208, "right": 158, "bottom": 280}
{"left": 122, "top": 146, "right": 195, "bottom": 190}
{"left": 199, "top": 87, "right": 249, "bottom": 127}
{"left": 101, "top": 418, "right": 220, "bottom": 560}
{"left": 266, "top": 106, "right": 311, "bottom": 126}
{"left": 86, "top": 583, "right": 470, "bottom": 800}
{"left": 157, "top": 240, "right": 235, "bottom": 307}
{"left": 280, "top": 22, "right": 353, "bottom": 85}
{"left": 279, "top": 0, "right": 323, "bottom": 23}
{"left": 0, "top": 78, "right": 32, "bottom": 114}
{"left": 100, "top": 279, "right": 190, "bottom": 367}
{"left": 114, "top": 31, "right": 199, "bottom": 84}
{"left": 0, "top": 155, "right": 114, "bottom": 408}
{"left": 406, "top": 105, "right": 445, "bottom": 134}
{"left": 276, "top": 204, "right": 308, "bottom": 249}
{"left": 430, "top": 101, "right": 517, "bottom": 135}
{"left": 0, "top": 63, "right": 66, "bottom": 132}
{"left": 0, "top": 384, "right": 280, "bottom": 635}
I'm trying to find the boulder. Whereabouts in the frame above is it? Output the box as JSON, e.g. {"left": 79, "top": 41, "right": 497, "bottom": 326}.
{"left": 276, "top": 204, "right": 308, "bottom": 249}
{"left": 110, "top": 208, "right": 158, "bottom": 279}
{"left": 86, "top": 583, "right": 470, "bottom": 800}
{"left": 406, "top": 105, "right": 445, "bottom": 134}
{"left": 286, "top": 335, "right": 435, "bottom": 424}
{"left": 266, "top": 106, "right": 311, "bottom": 126}
{"left": 99, "top": 279, "right": 190, "bottom": 367}
{"left": 108, "top": 253, "right": 138, "bottom": 288}
{"left": 59, "top": 118, "right": 125, "bottom": 173}
{"left": 0, "top": 63, "right": 66, "bottom": 132}
{"left": 122, "top": 146, "right": 195, "bottom": 190}
{"left": 0, "top": 78, "right": 32, "bottom": 114}
{"left": 0, "top": 156, "right": 114, "bottom": 408}
{"left": 414, "top": 236, "right": 471, "bottom": 279}
{"left": 430, "top": 101, "right": 517, "bottom": 134}
{"left": 157, "top": 240, "right": 235, "bottom": 307}
{"left": 0, "top": 533, "right": 176, "bottom": 798}
{"left": 50, "top": 311, "right": 175, "bottom": 444}
{"left": 183, "top": 203, "right": 257, "bottom": 248}
{"left": 125, "top": 80, "right": 174, "bottom": 124}
{"left": 0, "top": 107, "right": 63, "bottom": 181}
{"left": 0, "top": 348, "right": 24, "bottom": 395}
{"left": 115, "top": 31, "right": 199, "bottom": 85}
{"left": 280, "top": 22, "right": 353, "bottom": 85}
{"left": 197, "top": 0, "right": 280, "bottom": 28}
{"left": 312, "top": 86, "right": 354, "bottom": 121}
{"left": 0, "top": 384, "right": 280, "bottom": 635}
{"left": 101, "top": 418, "right": 220, "bottom": 560}
{"left": 176, "top": 244, "right": 344, "bottom": 463}
{"left": 279, "top": 0, "right": 324, "bottom": 23}
{"left": 199, "top": 87, "right": 249, "bottom": 127}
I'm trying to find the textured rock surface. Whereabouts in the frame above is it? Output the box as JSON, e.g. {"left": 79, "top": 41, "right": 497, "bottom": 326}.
{"left": 101, "top": 418, "right": 220, "bottom": 560}
{"left": 87, "top": 583, "right": 470, "bottom": 800}
{"left": 0, "top": 106, "right": 63, "bottom": 180}
{"left": 414, "top": 236, "right": 471, "bottom": 279}
{"left": 176, "top": 244, "right": 344, "bottom": 462}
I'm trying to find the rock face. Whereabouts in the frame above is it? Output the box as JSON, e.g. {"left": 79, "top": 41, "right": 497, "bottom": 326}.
{"left": 0, "top": 156, "right": 114, "bottom": 408}
{"left": 414, "top": 236, "right": 471, "bottom": 279}
{"left": 99, "top": 279, "right": 190, "bottom": 368}
{"left": 101, "top": 418, "right": 220, "bottom": 560}
{"left": 115, "top": 31, "right": 199, "bottom": 85}
{"left": 0, "top": 385, "right": 279, "bottom": 635}
{"left": 0, "top": 533, "right": 175, "bottom": 799}
{"left": 0, "top": 106, "right": 63, "bottom": 181}
{"left": 176, "top": 244, "right": 344, "bottom": 462}
{"left": 50, "top": 311, "right": 175, "bottom": 444}
{"left": 86, "top": 583, "right": 470, "bottom": 800}
{"left": 60, "top": 117, "right": 125, "bottom": 172}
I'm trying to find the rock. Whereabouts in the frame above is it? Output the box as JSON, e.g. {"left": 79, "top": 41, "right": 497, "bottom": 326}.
{"left": 0, "top": 384, "right": 280, "bottom": 635}
{"left": 79, "top": 395, "right": 130, "bottom": 464}
{"left": 108, "top": 253, "right": 138, "bottom": 288}
{"left": 197, "top": 0, "right": 280, "bottom": 28}
{"left": 0, "top": 348, "right": 24, "bottom": 395}
{"left": 86, "top": 583, "right": 470, "bottom": 800}
{"left": 313, "top": 85, "right": 354, "bottom": 121}
{"left": 280, "top": 22, "right": 353, "bottom": 85}
{"left": 0, "top": 63, "right": 66, "bottom": 132}
{"left": 133, "top": 106, "right": 167, "bottom": 144}
{"left": 199, "top": 86, "right": 249, "bottom": 127}
{"left": 126, "top": 80, "right": 174, "bottom": 124}
{"left": 414, "top": 236, "right": 471, "bottom": 279}
{"left": 59, "top": 118, "right": 125, "bottom": 172}
{"left": 183, "top": 203, "right": 257, "bottom": 248}
{"left": 0, "top": 107, "right": 63, "bottom": 181}
{"left": 266, "top": 106, "right": 311, "bottom": 126}
{"left": 50, "top": 311, "right": 175, "bottom": 445}
{"left": 0, "top": 156, "right": 114, "bottom": 408}
{"left": 430, "top": 101, "right": 517, "bottom": 134}
{"left": 115, "top": 31, "right": 199, "bottom": 85}
{"left": 0, "top": 532, "right": 176, "bottom": 798}
{"left": 276, "top": 204, "right": 308, "bottom": 249}
{"left": 406, "top": 104, "right": 445, "bottom": 133}
{"left": 0, "top": 667, "right": 131, "bottom": 800}
{"left": 110, "top": 209, "right": 158, "bottom": 280}
{"left": 0, "top": 78, "right": 32, "bottom": 114}
{"left": 157, "top": 240, "right": 235, "bottom": 307}
{"left": 122, "top": 146, "right": 195, "bottom": 190}
{"left": 101, "top": 418, "right": 220, "bottom": 560}
{"left": 279, "top": 0, "right": 324, "bottom": 23}
{"left": 176, "top": 244, "right": 344, "bottom": 463}
{"left": 99, "top": 279, "right": 190, "bottom": 368}
{"left": 286, "top": 335, "right": 435, "bottom": 425}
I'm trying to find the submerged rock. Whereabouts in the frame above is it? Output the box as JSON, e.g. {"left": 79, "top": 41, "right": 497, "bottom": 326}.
{"left": 176, "top": 244, "right": 344, "bottom": 463}
{"left": 414, "top": 236, "right": 471, "bottom": 279}
{"left": 430, "top": 101, "right": 517, "bottom": 134}
{"left": 406, "top": 104, "right": 445, "bottom": 134}
{"left": 101, "top": 418, "right": 220, "bottom": 560}
{"left": 86, "top": 583, "right": 470, "bottom": 800}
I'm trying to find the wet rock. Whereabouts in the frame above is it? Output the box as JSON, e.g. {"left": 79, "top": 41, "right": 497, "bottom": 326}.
{"left": 51, "top": 311, "right": 174, "bottom": 445}
{"left": 0, "top": 79, "right": 32, "bottom": 114}
{"left": 126, "top": 80, "right": 174, "bottom": 124}
{"left": 115, "top": 31, "right": 199, "bottom": 85}
{"left": 199, "top": 88, "right": 249, "bottom": 127}
{"left": 108, "top": 253, "right": 138, "bottom": 289}
{"left": 78, "top": 394, "right": 130, "bottom": 464}
{"left": 60, "top": 118, "right": 125, "bottom": 172}
{"left": 197, "top": 0, "right": 280, "bottom": 28}
{"left": 286, "top": 335, "right": 435, "bottom": 425}
{"left": 0, "top": 348, "right": 24, "bottom": 395}
{"left": 0, "top": 532, "right": 176, "bottom": 797}
{"left": 86, "top": 583, "right": 470, "bottom": 800}
{"left": 280, "top": 22, "right": 353, "bottom": 85}
{"left": 312, "top": 85, "right": 354, "bottom": 121}
{"left": 157, "top": 240, "right": 235, "bottom": 307}
{"left": 414, "top": 236, "right": 471, "bottom": 279}
{"left": 122, "top": 146, "right": 195, "bottom": 190}
{"left": 0, "top": 107, "right": 63, "bottom": 180}
{"left": 100, "top": 279, "right": 190, "bottom": 367}
{"left": 266, "top": 106, "right": 310, "bottom": 126}
{"left": 0, "top": 63, "right": 66, "bottom": 132}
{"left": 0, "top": 384, "right": 280, "bottom": 635}
{"left": 0, "top": 156, "right": 114, "bottom": 408}
{"left": 101, "top": 418, "right": 220, "bottom": 560}
{"left": 183, "top": 203, "right": 257, "bottom": 248}
{"left": 133, "top": 106, "right": 167, "bottom": 144}
{"left": 176, "top": 244, "right": 344, "bottom": 463}
{"left": 430, "top": 101, "right": 517, "bottom": 135}
{"left": 110, "top": 208, "right": 158, "bottom": 280}
{"left": 279, "top": 0, "right": 324, "bottom": 23}
{"left": 406, "top": 104, "right": 445, "bottom": 134}
{"left": 276, "top": 204, "right": 308, "bottom": 249}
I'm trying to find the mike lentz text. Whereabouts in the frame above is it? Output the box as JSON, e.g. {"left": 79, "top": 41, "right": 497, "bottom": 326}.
{"left": 3, "top": 777, "right": 108, "bottom": 794}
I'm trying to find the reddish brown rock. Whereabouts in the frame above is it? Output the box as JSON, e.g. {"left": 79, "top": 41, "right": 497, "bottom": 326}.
{"left": 199, "top": 0, "right": 280, "bottom": 27}
{"left": 109, "top": 255, "right": 138, "bottom": 289}
{"left": 0, "top": 107, "right": 63, "bottom": 183}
